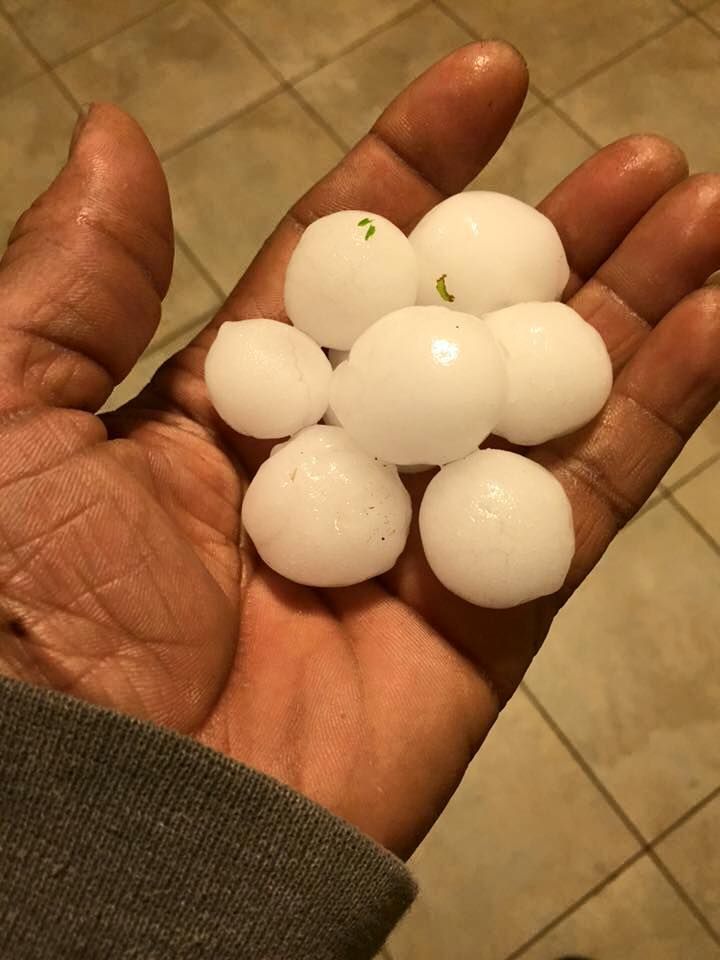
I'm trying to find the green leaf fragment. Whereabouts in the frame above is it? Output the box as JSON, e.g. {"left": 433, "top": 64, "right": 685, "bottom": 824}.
{"left": 436, "top": 273, "right": 455, "bottom": 302}
{"left": 365, "top": 224, "right": 376, "bottom": 240}
{"left": 357, "top": 217, "right": 372, "bottom": 226}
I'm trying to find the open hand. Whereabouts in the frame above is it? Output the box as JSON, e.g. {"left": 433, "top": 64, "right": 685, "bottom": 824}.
{"left": 1, "top": 43, "right": 718, "bottom": 858}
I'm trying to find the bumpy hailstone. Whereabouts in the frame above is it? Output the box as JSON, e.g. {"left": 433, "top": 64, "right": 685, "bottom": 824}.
{"left": 284, "top": 210, "right": 419, "bottom": 350}
{"left": 205, "top": 319, "right": 331, "bottom": 439}
{"left": 330, "top": 305, "right": 507, "bottom": 466}
{"left": 419, "top": 449, "right": 575, "bottom": 608}
{"left": 410, "top": 191, "right": 569, "bottom": 316}
{"left": 241, "top": 425, "right": 411, "bottom": 587}
{"left": 485, "top": 302, "right": 613, "bottom": 446}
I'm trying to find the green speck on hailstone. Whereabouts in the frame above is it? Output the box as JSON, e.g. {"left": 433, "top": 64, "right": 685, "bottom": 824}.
{"left": 436, "top": 273, "right": 455, "bottom": 302}
{"left": 357, "top": 217, "right": 376, "bottom": 239}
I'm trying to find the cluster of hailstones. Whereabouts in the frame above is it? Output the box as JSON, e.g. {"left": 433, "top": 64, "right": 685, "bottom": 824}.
{"left": 205, "top": 192, "right": 613, "bottom": 609}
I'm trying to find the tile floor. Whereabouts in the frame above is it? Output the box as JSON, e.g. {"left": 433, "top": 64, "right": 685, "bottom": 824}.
{"left": 1, "top": 0, "right": 719, "bottom": 956}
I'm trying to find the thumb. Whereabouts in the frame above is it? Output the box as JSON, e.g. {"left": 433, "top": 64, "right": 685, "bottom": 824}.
{"left": 0, "top": 103, "right": 174, "bottom": 413}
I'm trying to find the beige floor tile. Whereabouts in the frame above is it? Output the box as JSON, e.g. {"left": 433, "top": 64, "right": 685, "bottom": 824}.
{"left": 216, "top": 0, "right": 418, "bottom": 79}
{"left": 296, "top": 6, "right": 470, "bottom": 147}
{"left": 656, "top": 793, "right": 720, "bottom": 935}
{"left": 0, "top": 14, "right": 41, "bottom": 96}
{"left": 469, "top": 106, "right": 594, "bottom": 205}
{"left": 0, "top": 74, "right": 76, "bottom": 246}
{"left": 442, "top": 0, "right": 679, "bottom": 96}
{"left": 673, "top": 460, "right": 720, "bottom": 545}
{"left": 527, "top": 501, "right": 720, "bottom": 839}
{"left": 386, "top": 690, "right": 637, "bottom": 960}
{"left": 55, "top": 0, "right": 278, "bottom": 157}
{"left": 521, "top": 855, "right": 720, "bottom": 959}
{"left": 558, "top": 19, "right": 720, "bottom": 173}
{"left": 664, "top": 405, "right": 720, "bottom": 487}
{"left": 165, "top": 92, "right": 342, "bottom": 293}
{"left": 3, "top": 0, "right": 166, "bottom": 64}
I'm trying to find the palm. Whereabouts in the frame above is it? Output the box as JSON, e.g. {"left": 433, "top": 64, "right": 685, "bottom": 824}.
{"left": 2, "top": 44, "right": 719, "bottom": 858}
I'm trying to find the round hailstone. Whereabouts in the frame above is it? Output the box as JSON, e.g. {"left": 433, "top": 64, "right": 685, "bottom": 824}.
{"left": 486, "top": 302, "right": 613, "bottom": 445}
{"left": 241, "top": 425, "right": 411, "bottom": 587}
{"left": 284, "top": 210, "right": 419, "bottom": 350}
{"left": 205, "top": 319, "right": 331, "bottom": 439}
{"left": 410, "top": 191, "right": 569, "bottom": 316}
{"left": 420, "top": 449, "right": 575, "bottom": 608}
{"left": 330, "top": 305, "right": 507, "bottom": 466}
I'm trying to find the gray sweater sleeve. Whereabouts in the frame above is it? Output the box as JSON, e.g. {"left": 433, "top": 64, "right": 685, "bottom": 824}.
{"left": 0, "top": 676, "right": 415, "bottom": 959}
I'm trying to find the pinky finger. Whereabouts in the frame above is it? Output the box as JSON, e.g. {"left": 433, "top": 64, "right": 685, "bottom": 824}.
{"left": 535, "top": 286, "right": 720, "bottom": 590}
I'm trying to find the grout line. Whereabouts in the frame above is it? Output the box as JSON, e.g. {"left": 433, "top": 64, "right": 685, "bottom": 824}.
{"left": 159, "top": 83, "right": 285, "bottom": 162}
{"left": 664, "top": 450, "right": 720, "bottom": 495}
{"left": 431, "top": 0, "right": 480, "bottom": 40}
{"left": 666, "top": 491, "right": 720, "bottom": 556}
{"left": 549, "top": 12, "right": 687, "bottom": 103}
{"left": 649, "top": 848, "right": 720, "bottom": 945}
{"left": 528, "top": 73, "right": 601, "bottom": 149}
{"left": 546, "top": 100, "right": 601, "bottom": 150}
{"left": 694, "top": 7, "right": 720, "bottom": 40}
{"left": 285, "top": 0, "right": 431, "bottom": 88}
{"left": 650, "top": 784, "right": 720, "bottom": 847}
{"left": 286, "top": 86, "right": 349, "bottom": 151}
{"left": 173, "top": 232, "right": 226, "bottom": 302}
{"left": 0, "top": 8, "right": 46, "bottom": 98}
{"left": 503, "top": 849, "right": 646, "bottom": 960}
{"left": 47, "top": 0, "right": 177, "bottom": 69}
{"left": 522, "top": 686, "right": 649, "bottom": 845}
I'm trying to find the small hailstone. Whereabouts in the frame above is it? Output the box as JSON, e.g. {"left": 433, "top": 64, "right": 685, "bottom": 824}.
{"left": 420, "top": 449, "right": 574, "bottom": 608}
{"left": 241, "top": 425, "right": 411, "bottom": 587}
{"left": 284, "top": 210, "right": 419, "bottom": 350}
{"left": 330, "top": 305, "right": 507, "bottom": 466}
{"left": 205, "top": 319, "right": 331, "bottom": 439}
{"left": 410, "top": 191, "right": 569, "bottom": 316}
{"left": 486, "top": 302, "right": 613, "bottom": 445}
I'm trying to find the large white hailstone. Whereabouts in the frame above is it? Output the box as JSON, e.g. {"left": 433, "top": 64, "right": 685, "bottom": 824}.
{"left": 419, "top": 449, "right": 575, "bottom": 608}
{"left": 410, "top": 191, "right": 569, "bottom": 316}
{"left": 485, "top": 302, "right": 613, "bottom": 446}
{"left": 205, "top": 319, "right": 331, "bottom": 439}
{"left": 330, "top": 305, "right": 507, "bottom": 466}
{"left": 284, "top": 210, "right": 419, "bottom": 350}
{"left": 241, "top": 425, "right": 411, "bottom": 587}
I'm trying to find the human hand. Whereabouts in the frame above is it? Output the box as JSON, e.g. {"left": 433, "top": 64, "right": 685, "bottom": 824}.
{"left": 1, "top": 43, "right": 718, "bottom": 859}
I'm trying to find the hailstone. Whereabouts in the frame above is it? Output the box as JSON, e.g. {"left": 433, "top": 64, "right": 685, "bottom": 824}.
{"left": 410, "top": 191, "right": 569, "bottom": 316}
{"left": 419, "top": 449, "right": 574, "bottom": 608}
{"left": 241, "top": 425, "right": 411, "bottom": 587}
{"left": 284, "top": 210, "right": 419, "bottom": 350}
{"left": 205, "top": 319, "right": 331, "bottom": 439}
{"left": 486, "top": 302, "right": 613, "bottom": 445}
{"left": 330, "top": 305, "right": 507, "bottom": 466}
